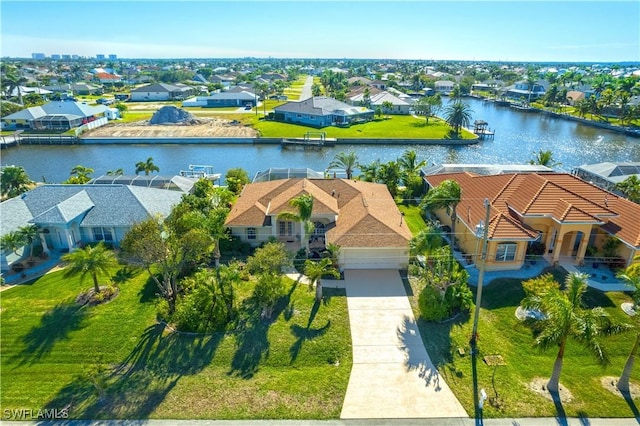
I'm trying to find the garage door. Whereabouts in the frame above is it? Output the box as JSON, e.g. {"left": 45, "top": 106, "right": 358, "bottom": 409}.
{"left": 340, "top": 248, "right": 408, "bottom": 270}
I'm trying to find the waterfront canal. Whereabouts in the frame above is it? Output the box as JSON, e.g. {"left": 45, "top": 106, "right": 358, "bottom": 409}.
{"left": 2, "top": 98, "right": 639, "bottom": 183}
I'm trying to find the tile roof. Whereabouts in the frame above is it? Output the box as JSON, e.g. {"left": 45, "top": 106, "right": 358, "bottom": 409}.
{"left": 226, "top": 178, "right": 412, "bottom": 248}
{"left": 424, "top": 172, "right": 640, "bottom": 247}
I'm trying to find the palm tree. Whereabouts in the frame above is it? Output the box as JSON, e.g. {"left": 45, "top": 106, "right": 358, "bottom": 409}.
{"left": 1, "top": 165, "right": 32, "bottom": 199}
{"left": 617, "top": 259, "right": 640, "bottom": 392}
{"left": 135, "top": 157, "right": 160, "bottom": 175}
{"left": 399, "top": 149, "right": 426, "bottom": 177}
{"left": 410, "top": 224, "right": 444, "bottom": 264}
{"left": 523, "top": 272, "right": 627, "bottom": 393}
{"left": 0, "top": 231, "right": 25, "bottom": 256}
{"left": 67, "top": 165, "right": 94, "bottom": 184}
{"left": 278, "top": 194, "right": 314, "bottom": 251}
{"left": 62, "top": 242, "right": 118, "bottom": 293}
{"left": 443, "top": 101, "right": 473, "bottom": 138}
{"left": 615, "top": 175, "right": 640, "bottom": 204}
{"left": 17, "top": 225, "right": 39, "bottom": 260}
{"left": 381, "top": 100, "right": 394, "bottom": 118}
{"left": 359, "top": 159, "right": 381, "bottom": 182}
{"left": 304, "top": 258, "right": 340, "bottom": 302}
{"left": 421, "top": 179, "right": 462, "bottom": 248}
{"left": 525, "top": 69, "right": 538, "bottom": 105}
{"left": 106, "top": 168, "right": 124, "bottom": 176}
{"left": 377, "top": 160, "right": 401, "bottom": 197}
{"left": 329, "top": 151, "right": 358, "bottom": 179}
{"left": 529, "top": 149, "right": 561, "bottom": 168}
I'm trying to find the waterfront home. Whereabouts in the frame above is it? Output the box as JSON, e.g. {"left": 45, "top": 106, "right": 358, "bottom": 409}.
{"left": 505, "top": 80, "right": 547, "bottom": 101}
{"left": 225, "top": 178, "right": 412, "bottom": 270}
{"left": 434, "top": 80, "right": 455, "bottom": 95}
{"left": 182, "top": 91, "right": 257, "bottom": 108}
{"left": 1, "top": 101, "right": 111, "bottom": 131}
{"left": 273, "top": 97, "right": 374, "bottom": 128}
{"left": 0, "top": 185, "right": 182, "bottom": 272}
{"left": 566, "top": 90, "right": 586, "bottom": 105}
{"left": 572, "top": 162, "right": 640, "bottom": 194}
{"left": 130, "top": 83, "right": 193, "bottom": 101}
{"left": 349, "top": 91, "right": 411, "bottom": 115}
{"left": 423, "top": 172, "right": 640, "bottom": 271}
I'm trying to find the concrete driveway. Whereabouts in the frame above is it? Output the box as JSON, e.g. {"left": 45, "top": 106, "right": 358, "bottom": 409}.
{"left": 340, "top": 269, "right": 468, "bottom": 419}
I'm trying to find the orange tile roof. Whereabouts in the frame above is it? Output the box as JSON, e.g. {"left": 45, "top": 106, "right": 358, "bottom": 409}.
{"left": 226, "top": 178, "right": 412, "bottom": 248}
{"left": 424, "top": 172, "right": 640, "bottom": 247}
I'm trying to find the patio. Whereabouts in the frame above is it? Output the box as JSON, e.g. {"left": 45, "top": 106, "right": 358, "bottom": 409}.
{"left": 1, "top": 251, "right": 63, "bottom": 288}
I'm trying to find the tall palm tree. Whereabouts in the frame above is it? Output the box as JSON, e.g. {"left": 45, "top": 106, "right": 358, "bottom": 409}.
{"left": 421, "top": 179, "right": 462, "bottom": 248}
{"left": 62, "top": 242, "right": 118, "bottom": 293}
{"left": 135, "top": 157, "right": 160, "bottom": 175}
{"left": 523, "top": 272, "right": 627, "bottom": 392}
{"left": 443, "top": 101, "right": 473, "bottom": 138}
{"left": 377, "top": 160, "right": 402, "bottom": 197}
{"left": 616, "top": 260, "right": 640, "bottom": 392}
{"left": 278, "top": 194, "right": 314, "bottom": 251}
{"left": 329, "top": 151, "right": 358, "bottom": 179}
{"left": 17, "top": 225, "right": 39, "bottom": 260}
{"left": 399, "top": 149, "right": 426, "bottom": 177}
{"left": 1, "top": 165, "right": 32, "bottom": 199}
{"left": 529, "top": 149, "right": 561, "bottom": 168}
{"left": 525, "top": 69, "right": 538, "bottom": 105}
{"left": 304, "top": 258, "right": 340, "bottom": 302}
{"left": 359, "top": 159, "right": 381, "bottom": 182}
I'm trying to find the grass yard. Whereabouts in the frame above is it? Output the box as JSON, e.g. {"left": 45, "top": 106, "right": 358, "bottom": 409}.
{"left": 118, "top": 112, "right": 153, "bottom": 123}
{"left": 407, "top": 266, "right": 640, "bottom": 418}
{"left": 398, "top": 204, "right": 426, "bottom": 235}
{"left": 1, "top": 266, "right": 352, "bottom": 420}
{"left": 254, "top": 115, "right": 476, "bottom": 139}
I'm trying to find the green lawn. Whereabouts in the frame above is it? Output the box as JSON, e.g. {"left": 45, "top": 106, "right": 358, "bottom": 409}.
{"left": 407, "top": 267, "right": 640, "bottom": 418}
{"left": 118, "top": 112, "right": 153, "bottom": 123}
{"left": 398, "top": 204, "right": 426, "bottom": 235}
{"left": 1, "top": 267, "right": 352, "bottom": 419}
{"left": 254, "top": 115, "right": 476, "bottom": 139}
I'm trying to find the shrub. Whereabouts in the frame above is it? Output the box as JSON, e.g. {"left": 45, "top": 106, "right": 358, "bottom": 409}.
{"left": 526, "top": 241, "right": 546, "bottom": 256}
{"left": 419, "top": 284, "right": 449, "bottom": 321}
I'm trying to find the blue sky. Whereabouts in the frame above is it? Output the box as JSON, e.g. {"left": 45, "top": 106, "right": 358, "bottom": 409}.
{"left": 1, "top": 1, "right": 639, "bottom": 62}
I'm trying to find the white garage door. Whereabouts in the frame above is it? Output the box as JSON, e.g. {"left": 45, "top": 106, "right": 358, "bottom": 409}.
{"left": 340, "top": 248, "right": 408, "bottom": 270}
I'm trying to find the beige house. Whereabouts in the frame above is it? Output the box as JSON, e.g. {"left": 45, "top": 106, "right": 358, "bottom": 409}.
{"left": 225, "top": 178, "right": 412, "bottom": 270}
{"left": 424, "top": 172, "right": 640, "bottom": 271}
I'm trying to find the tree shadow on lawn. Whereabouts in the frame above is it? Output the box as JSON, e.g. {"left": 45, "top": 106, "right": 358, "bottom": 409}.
{"left": 228, "top": 281, "right": 297, "bottom": 379}
{"left": 289, "top": 299, "right": 331, "bottom": 364}
{"left": 44, "top": 322, "right": 223, "bottom": 419}
{"left": 138, "top": 275, "right": 160, "bottom": 304}
{"left": 12, "top": 302, "right": 91, "bottom": 367}
{"left": 414, "top": 311, "right": 470, "bottom": 387}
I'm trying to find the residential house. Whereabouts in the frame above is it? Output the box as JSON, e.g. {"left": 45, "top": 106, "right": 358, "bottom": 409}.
{"left": 225, "top": 178, "right": 412, "bottom": 270}
{"left": 566, "top": 90, "right": 586, "bottom": 105}
{"left": 347, "top": 76, "right": 372, "bottom": 86}
{"left": 434, "top": 80, "right": 455, "bottom": 95}
{"left": 0, "top": 185, "right": 183, "bottom": 272}
{"left": 182, "top": 91, "right": 257, "bottom": 107}
{"left": 130, "top": 83, "right": 193, "bottom": 101}
{"left": 423, "top": 172, "right": 640, "bottom": 271}
{"left": 273, "top": 96, "right": 374, "bottom": 128}
{"left": 505, "top": 80, "right": 547, "bottom": 101}
{"left": 349, "top": 91, "right": 411, "bottom": 115}
{"left": 572, "top": 162, "right": 640, "bottom": 194}
{"left": 2, "top": 101, "right": 110, "bottom": 130}
{"left": 369, "top": 80, "right": 387, "bottom": 90}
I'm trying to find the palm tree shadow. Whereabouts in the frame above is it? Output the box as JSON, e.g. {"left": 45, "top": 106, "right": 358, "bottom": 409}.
{"left": 289, "top": 299, "right": 331, "bottom": 364}
{"left": 621, "top": 390, "right": 640, "bottom": 423}
{"left": 13, "top": 302, "right": 90, "bottom": 366}
{"left": 44, "top": 322, "right": 223, "bottom": 419}
{"left": 549, "top": 388, "right": 568, "bottom": 426}
{"left": 228, "top": 280, "right": 297, "bottom": 378}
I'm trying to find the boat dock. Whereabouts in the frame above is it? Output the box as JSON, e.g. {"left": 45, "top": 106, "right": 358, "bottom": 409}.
{"left": 281, "top": 131, "right": 336, "bottom": 149}
{"left": 473, "top": 120, "right": 495, "bottom": 140}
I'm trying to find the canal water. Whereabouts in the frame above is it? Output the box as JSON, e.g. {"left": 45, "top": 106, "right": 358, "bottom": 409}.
{"left": 2, "top": 98, "right": 639, "bottom": 183}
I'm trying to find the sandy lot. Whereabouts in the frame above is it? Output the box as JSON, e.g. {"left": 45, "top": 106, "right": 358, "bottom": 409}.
{"left": 82, "top": 118, "right": 258, "bottom": 138}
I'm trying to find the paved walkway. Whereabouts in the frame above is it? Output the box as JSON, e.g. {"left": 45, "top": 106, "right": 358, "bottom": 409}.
{"left": 340, "top": 269, "right": 468, "bottom": 419}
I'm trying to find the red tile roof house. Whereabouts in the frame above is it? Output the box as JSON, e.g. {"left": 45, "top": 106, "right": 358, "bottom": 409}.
{"left": 225, "top": 178, "right": 413, "bottom": 270}
{"left": 423, "top": 172, "right": 640, "bottom": 271}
